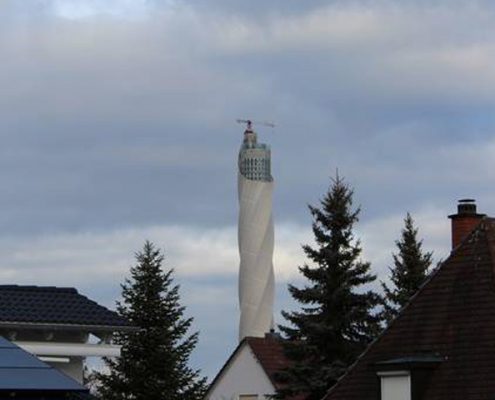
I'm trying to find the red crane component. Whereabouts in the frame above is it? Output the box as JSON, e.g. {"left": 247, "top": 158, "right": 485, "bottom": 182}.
{"left": 236, "top": 119, "right": 275, "bottom": 130}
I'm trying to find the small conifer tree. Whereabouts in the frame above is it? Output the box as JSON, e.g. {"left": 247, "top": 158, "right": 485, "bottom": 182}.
{"left": 97, "top": 241, "right": 206, "bottom": 400}
{"left": 381, "top": 213, "right": 432, "bottom": 324}
{"left": 276, "top": 175, "right": 381, "bottom": 400}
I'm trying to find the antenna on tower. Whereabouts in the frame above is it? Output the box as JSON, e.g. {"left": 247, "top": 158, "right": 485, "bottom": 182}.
{"left": 236, "top": 119, "right": 276, "bottom": 130}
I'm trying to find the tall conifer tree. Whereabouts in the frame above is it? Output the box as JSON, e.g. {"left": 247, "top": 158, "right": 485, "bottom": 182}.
{"left": 276, "top": 175, "right": 381, "bottom": 400}
{"left": 381, "top": 213, "right": 432, "bottom": 324}
{"left": 97, "top": 241, "right": 206, "bottom": 400}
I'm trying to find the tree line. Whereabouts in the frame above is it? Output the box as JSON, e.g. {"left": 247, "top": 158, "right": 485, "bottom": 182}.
{"left": 90, "top": 173, "right": 432, "bottom": 400}
{"left": 275, "top": 174, "right": 432, "bottom": 400}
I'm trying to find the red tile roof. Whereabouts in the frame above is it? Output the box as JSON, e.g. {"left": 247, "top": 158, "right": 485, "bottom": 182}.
{"left": 246, "top": 336, "right": 287, "bottom": 384}
{"left": 323, "top": 218, "right": 495, "bottom": 400}
{"left": 206, "top": 334, "right": 306, "bottom": 400}
{"left": 247, "top": 336, "right": 307, "bottom": 400}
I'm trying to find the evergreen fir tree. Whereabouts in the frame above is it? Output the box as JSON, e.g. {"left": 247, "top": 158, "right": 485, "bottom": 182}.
{"left": 276, "top": 175, "right": 381, "bottom": 400}
{"left": 381, "top": 213, "right": 432, "bottom": 324}
{"left": 97, "top": 241, "right": 206, "bottom": 400}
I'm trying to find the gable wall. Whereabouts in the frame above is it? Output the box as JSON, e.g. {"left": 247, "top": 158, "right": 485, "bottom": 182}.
{"left": 207, "top": 343, "right": 275, "bottom": 400}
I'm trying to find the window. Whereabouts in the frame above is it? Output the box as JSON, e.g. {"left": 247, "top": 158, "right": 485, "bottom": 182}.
{"left": 377, "top": 371, "right": 411, "bottom": 400}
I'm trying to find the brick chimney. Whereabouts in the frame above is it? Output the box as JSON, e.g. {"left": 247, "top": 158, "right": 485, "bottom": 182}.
{"left": 448, "top": 199, "right": 485, "bottom": 249}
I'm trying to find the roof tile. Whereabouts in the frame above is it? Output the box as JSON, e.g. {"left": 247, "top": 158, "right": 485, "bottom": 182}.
{"left": 247, "top": 336, "right": 307, "bottom": 400}
{"left": 0, "top": 285, "right": 131, "bottom": 328}
{"left": 323, "top": 218, "right": 495, "bottom": 400}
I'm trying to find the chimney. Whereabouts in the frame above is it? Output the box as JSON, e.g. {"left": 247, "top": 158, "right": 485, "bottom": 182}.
{"left": 448, "top": 199, "right": 485, "bottom": 249}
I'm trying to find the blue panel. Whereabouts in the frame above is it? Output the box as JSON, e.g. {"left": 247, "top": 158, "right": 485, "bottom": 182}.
{"left": 0, "top": 369, "right": 85, "bottom": 390}
{"left": 0, "top": 337, "right": 86, "bottom": 391}
{"left": 0, "top": 336, "right": 17, "bottom": 348}
{"left": 0, "top": 348, "right": 48, "bottom": 368}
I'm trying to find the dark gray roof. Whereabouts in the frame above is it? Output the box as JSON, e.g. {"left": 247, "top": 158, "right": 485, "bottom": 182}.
{"left": 0, "top": 285, "right": 132, "bottom": 329}
{"left": 0, "top": 335, "right": 86, "bottom": 392}
{"left": 324, "top": 218, "right": 495, "bottom": 400}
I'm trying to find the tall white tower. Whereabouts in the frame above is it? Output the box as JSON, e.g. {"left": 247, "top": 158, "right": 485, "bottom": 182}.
{"left": 237, "top": 121, "right": 275, "bottom": 341}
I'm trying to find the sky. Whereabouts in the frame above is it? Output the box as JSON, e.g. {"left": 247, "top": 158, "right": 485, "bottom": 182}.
{"left": 1, "top": 0, "right": 495, "bottom": 380}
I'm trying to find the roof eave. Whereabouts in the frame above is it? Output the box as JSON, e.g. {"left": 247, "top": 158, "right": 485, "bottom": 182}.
{"left": 0, "top": 321, "right": 138, "bottom": 332}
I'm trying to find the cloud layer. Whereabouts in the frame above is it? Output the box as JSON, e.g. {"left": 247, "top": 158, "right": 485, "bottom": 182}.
{"left": 0, "top": 0, "right": 492, "bottom": 380}
{"left": 0, "top": 208, "right": 449, "bottom": 377}
{"left": 0, "top": 0, "right": 493, "bottom": 235}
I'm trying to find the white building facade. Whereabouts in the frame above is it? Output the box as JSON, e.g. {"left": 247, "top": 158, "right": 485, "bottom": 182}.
{"left": 205, "top": 335, "right": 292, "bottom": 400}
{"left": 206, "top": 340, "right": 275, "bottom": 400}
{"left": 237, "top": 122, "right": 275, "bottom": 341}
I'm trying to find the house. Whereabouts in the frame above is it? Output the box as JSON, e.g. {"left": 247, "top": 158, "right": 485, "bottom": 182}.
{"left": 323, "top": 199, "right": 495, "bottom": 400}
{"left": 0, "top": 335, "right": 89, "bottom": 398}
{"left": 0, "top": 285, "right": 135, "bottom": 383}
{"left": 206, "top": 333, "right": 304, "bottom": 400}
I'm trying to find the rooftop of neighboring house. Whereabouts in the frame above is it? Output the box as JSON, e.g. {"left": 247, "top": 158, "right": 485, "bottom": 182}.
{"left": 324, "top": 200, "right": 495, "bottom": 400}
{"left": 0, "top": 285, "right": 133, "bottom": 331}
{"left": 207, "top": 333, "right": 306, "bottom": 400}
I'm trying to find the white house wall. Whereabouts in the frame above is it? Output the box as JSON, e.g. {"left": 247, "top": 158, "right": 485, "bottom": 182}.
{"left": 207, "top": 343, "right": 275, "bottom": 400}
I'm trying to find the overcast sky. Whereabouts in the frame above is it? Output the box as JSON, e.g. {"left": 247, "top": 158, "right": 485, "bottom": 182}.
{"left": 1, "top": 0, "right": 495, "bottom": 379}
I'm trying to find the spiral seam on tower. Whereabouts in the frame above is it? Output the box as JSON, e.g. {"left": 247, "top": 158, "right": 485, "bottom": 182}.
{"left": 237, "top": 126, "right": 275, "bottom": 341}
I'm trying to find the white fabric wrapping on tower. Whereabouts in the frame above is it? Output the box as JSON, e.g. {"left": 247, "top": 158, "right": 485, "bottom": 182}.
{"left": 238, "top": 173, "right": 275, "bottom": 341}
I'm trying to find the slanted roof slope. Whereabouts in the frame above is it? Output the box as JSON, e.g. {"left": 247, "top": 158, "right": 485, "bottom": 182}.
{"left": 324, "top": 218, "right": 495, "bottom": 400}
{"left": 0, "top": 285, "right": 131, "bottom": 329}
{"left": 246, "top": 336, "right": 291, "bottom": 389}
{"left": 207, "top": 335, "right": 306, "bottom": 400}
{"left": 247, "top": 336, "right": 307, "bottom": 400}
{"left": 0, "top": 335, "right": 86, "bottom": 392}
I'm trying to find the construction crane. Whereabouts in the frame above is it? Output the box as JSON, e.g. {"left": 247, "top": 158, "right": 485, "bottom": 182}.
{"left": 236, "top": 119, "right": 275, "bottom": 131}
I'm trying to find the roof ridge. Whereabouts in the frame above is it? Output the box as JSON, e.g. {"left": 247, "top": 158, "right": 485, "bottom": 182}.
{"left": 0, "top": 285, "right": 78, "bottom": 293}
{"left": 480, "top": 218, "right": 495, "bottom": 289}
{"left": 0, "top": 286, "right": 131, "bottom": 328}
{"left": 204, "top": 339, "right": 247, "bottom": 397}
{"left": 323, "top": 218, "right": 493, "bottom": 399}
{"left": 248, "top": 336, "right": 278, "bottom": 374}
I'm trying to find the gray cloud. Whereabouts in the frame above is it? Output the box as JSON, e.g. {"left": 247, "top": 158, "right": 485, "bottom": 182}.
{"left": 0, "top": 211, "right": 448, "bottom": 378}
{"left": 0, "top": 1, "right": 494, "bottom": 236}
{"left": 0, "top": 0, "right": 494, "bottom": 381}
